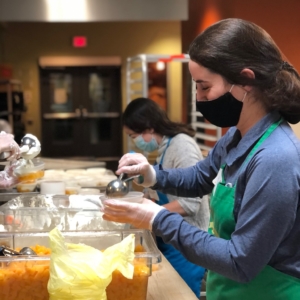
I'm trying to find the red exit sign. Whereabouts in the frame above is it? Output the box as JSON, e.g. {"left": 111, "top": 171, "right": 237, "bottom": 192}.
{"left": 73, "top": 36, "right": 87, "bottom": 48}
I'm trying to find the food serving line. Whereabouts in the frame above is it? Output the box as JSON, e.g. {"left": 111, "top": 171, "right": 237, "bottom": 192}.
{"left": 0, "top": 155, "right": 198, "bottom": 300}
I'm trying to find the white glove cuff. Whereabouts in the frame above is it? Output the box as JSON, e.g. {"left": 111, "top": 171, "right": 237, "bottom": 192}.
{"left": 133, "top": 166, "right": 157, "bottom": 188}
{"left": 149, "top": 206, "right": 166, "bottom": 231}
{"left": 144, "top": 166, "right": 157, "bottom": 187}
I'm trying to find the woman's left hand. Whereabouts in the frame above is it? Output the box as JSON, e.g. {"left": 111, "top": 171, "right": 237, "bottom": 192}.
{"left": 101, "top": 198, "right": 165, "bottom": 230}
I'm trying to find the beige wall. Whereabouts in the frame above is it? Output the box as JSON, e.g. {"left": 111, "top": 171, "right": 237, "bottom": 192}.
{"left": 2, "top": 21, "right": 182, "bottom": 142}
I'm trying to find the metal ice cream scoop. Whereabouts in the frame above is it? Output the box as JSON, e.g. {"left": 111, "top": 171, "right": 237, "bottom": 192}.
{"left": 105, "top": 173, "right": 141, "bottom": 198}
{"left": 19, "top": 247, "right": 37, "bottom": 256}
{"left": 0, "top": 246, "right": 37, "bottom": 256}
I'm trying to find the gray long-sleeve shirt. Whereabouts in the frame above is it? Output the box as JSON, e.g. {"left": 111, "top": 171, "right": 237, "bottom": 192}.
{"left": 152, "top": 111, "right": 300, "bottom": 283}
{"left": 152, "top": 134, "right": 209, "bottom": 230}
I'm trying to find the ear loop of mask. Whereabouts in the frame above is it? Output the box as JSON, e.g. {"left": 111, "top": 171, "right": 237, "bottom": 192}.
{"left": 230, "top": 84, "right": 247, "bottom": 102}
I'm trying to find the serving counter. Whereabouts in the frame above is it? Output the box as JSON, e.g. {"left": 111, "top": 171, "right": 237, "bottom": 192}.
{"left": 147, "top": 254, "right": 199, "bottom": 300}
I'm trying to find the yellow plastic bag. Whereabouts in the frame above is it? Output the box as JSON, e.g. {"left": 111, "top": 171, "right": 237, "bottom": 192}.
{"left": 47, "top": 228, "right": 135, "bottom": 300}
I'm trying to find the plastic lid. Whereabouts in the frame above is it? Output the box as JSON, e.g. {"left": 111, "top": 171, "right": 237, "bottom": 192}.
{"left": 101, "top": 191, "right": 144, "bottom": 203}
{"left": 14, "top": 158, "right": 45, "bottom": 176}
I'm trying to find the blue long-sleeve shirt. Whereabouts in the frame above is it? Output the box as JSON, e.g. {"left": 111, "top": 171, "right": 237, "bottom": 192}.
{"left": 152, "top": 111, "right": 300, "bottom": 283}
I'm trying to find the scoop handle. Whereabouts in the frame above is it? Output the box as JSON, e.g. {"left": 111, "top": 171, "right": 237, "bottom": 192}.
{"left": 123, "top": 175, "right": 141, "bottom": 182}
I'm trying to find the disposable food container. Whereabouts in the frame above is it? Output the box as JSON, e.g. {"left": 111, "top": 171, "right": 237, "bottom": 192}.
{"left": 0, "top": 229, "right": 161, "bottom": 300}
{"left": 16, "top": 181, "right": 37, "bottom": 193}
{"left": 0, "top": 194, "right": 128, "bottom": 232}
{"left": 101, "top": 191, "right": 144, "bottom": 203}
{"left": 14, "top": 158, "right": 45, "bottom": 182}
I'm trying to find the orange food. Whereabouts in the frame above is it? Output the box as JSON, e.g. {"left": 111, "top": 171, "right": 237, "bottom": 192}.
{"left": 65, "top": 188, "right": 79, "bottom": 195}
{"left": 15, "top": 245, "right": 51, "bottom": 256}
{"left": 18, "top": 170, "right": 45, "bottom": 182}
{"left": 0, "top": 260, "right": 50, "bottom": 300}
{"left": 16, "top": 187, "right": 32, "bottom": 193}
{"left": 134, "top": 244, "right": 145, "bottom": 252}
{"left": 107, "top": 265, "right": 150, "bottom": 300}
{"left": 0, "top": 244, "right": 151, "bottom": 300}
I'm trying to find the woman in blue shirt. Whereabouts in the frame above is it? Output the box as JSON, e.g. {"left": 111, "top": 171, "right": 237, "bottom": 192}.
{"left": 101, "top": 18, "right": 300, "bottom": 300}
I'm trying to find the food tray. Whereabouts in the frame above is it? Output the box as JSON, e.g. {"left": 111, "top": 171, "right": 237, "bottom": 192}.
{"left": 0, "top": 229, "right": 161, "bottom": 300}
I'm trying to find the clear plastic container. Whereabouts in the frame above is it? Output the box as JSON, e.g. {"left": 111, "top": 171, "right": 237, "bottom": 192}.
{"left": 16, "top": 181, "right": 37, "bottom": 193}
{"left": 101, "top": 191, "right": 144, "bottom": 203}
{"left": 14, "top": 158, "right": 45, "bottom": 182}
{"left": 0, "top": 229, "right": 161, "bottom": 300}
{"left": 0, "top": 194, "right": 128, "bottom": 232}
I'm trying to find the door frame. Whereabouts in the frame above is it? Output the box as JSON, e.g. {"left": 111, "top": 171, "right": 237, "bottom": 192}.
{"left": 38, "top": 56, "right": 123, "bottom": 165}
{"left": 39, "top": 56, "right": 121, "bottom": 68}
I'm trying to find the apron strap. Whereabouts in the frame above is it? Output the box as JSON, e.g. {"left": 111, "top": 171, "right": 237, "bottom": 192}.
{"left": 160, "top": 137, "right": 172, "bottom": 165}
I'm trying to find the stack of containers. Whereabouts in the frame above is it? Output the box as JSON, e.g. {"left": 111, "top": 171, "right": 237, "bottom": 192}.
{"left": 14, "top": 158, "right": 45, "bottom": 193}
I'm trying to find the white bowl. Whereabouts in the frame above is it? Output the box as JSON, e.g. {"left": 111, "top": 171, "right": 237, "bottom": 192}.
{"left": 40, "top": 181, "right": 65, "bottom": 195}
{"left": 100, "top": 191, "right": 144, "bottom": 203}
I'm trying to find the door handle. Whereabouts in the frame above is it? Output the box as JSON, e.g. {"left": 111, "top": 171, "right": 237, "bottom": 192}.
{"left": 81, "top": 111, "right": 120, "bottom": 118}
{"left": 82, "top": 108, "right": 88, "bottom": 118}
{"left": 75, "top": 108, "right": 81, "bottom": 117}
{"left": 43, "top": 110, "right": 81, "bottom": 119}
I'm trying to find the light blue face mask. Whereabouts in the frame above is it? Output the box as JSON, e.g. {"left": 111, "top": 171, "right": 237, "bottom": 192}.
{"left": 133, "top": 135, "right": 159, "bottom": 152}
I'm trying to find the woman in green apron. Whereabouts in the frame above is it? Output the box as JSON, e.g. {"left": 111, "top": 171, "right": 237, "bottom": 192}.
{"left": 122, "top": 98, "right": 209, "bottom": 297}
{"left": 102, "top": 18, "right": 300, "bottom": 299}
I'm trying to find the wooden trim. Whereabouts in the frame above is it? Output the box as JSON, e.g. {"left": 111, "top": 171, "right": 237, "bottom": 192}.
{"left": 39, "top": 56, "right": 122, "bottom": 67}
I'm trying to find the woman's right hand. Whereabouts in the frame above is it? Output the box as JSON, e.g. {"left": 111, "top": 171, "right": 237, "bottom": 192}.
{"left": 0, "top": 132, "right": 21, "bottom": 161}
{"left": 0, "top": 163, "right": 19, "bottom": 189}
{"left": 117, "top": 153, "right": 157, "bottom": 187}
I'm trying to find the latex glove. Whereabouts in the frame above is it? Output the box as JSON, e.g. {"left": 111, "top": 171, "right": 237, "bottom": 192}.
{"left": 0, "top": 163, "right": 19, "bottom": 189}
{"left": 117, "top": 153, "right": 156, "bottom": 187}
{"left": 101, "top": 198, "right": 165, "bottom": 230}
{"left": 0, "top": 131, "right": 21, "bottom": 161}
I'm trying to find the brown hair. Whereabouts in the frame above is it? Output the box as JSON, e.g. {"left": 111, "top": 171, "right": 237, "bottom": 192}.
{"left": 189, "top": 18, "right": 300, "bottom": 124}
{"left": 122, "top": 98, "right": 196, "bottom": 137}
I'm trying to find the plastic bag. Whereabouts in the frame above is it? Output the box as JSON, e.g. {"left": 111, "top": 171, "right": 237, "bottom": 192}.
{"left": 48, "top": 228, "right": 135, "bottom": 300}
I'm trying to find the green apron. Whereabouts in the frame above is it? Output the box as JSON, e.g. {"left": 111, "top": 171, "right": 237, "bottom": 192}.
{"left": 207, "top": 119, "right": 300, "bottom": 300}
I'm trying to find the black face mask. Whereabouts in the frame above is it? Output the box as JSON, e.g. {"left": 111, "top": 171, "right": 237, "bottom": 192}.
{"left": 196, "top": 91, "right": 244, "bottom": 128}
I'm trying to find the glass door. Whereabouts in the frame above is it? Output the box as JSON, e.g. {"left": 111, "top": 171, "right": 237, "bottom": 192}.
{"left": 40, "top": 66, "right": 122, "bottom": 159}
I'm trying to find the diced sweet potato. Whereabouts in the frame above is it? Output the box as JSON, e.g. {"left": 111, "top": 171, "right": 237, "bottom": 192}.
{"left": 0, "top": 244, "right": 150, "bottom": 300}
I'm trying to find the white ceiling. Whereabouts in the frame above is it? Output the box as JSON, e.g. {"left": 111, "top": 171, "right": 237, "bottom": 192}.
{"left": 0, "top": 0, "right": 188, "bottom": 22}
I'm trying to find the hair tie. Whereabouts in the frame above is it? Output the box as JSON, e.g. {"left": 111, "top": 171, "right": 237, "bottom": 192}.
{"left": 281, "top": 61, "right": 291, "bottom": 71}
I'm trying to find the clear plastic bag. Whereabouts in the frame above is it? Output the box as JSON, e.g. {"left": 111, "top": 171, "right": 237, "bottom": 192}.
{"left": 48, "top": 228, "right": 135, "bottom": 300}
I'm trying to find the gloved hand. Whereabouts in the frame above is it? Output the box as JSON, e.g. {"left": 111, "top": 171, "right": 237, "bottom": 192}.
{"left": 0, "top": 131, "right": 21, "bottom": 161}
{"left": 0, "top": 163, "right": 19, "bottom": 189}
{"left": 101, "top": 198, "right": 165, "bottom": 230}
{"left": 117, "top": 153, "right": 156, "bottom": 187}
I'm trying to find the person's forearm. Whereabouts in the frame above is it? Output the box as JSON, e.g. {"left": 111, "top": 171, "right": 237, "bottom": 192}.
{"left": 163, "top": 200, "right": 188, "bottom": 216}
{"left": 152, "top": 210, "right": 259, "bottom": 283}
{"left": 153, "top": 163, "right": 213, "bottom": 198}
